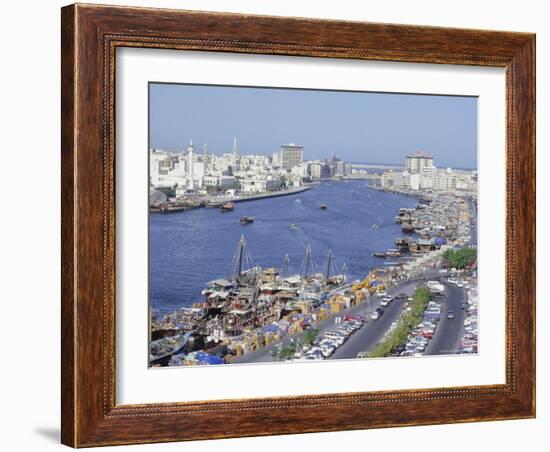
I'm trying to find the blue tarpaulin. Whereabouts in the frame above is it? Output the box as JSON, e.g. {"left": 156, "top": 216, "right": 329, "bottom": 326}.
{"left": 197, "top": 353, "right": 224, "bottom": 365}
{"left": 262, "top": 324, "right": 279, "bottom": 333}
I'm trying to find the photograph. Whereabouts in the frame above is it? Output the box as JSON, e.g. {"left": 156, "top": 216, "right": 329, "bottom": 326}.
{"left": 148, "top": 83, "right": 479, "bottom": 367}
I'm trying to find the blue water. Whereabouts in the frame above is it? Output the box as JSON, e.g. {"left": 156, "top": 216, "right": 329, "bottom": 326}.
{"left": 149, "top": 180, "right": 418, "bottom": 315}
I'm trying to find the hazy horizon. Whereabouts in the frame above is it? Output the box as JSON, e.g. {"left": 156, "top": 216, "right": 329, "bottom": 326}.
{"left": 149, "top": 83, "right": 478, "bottom": 169}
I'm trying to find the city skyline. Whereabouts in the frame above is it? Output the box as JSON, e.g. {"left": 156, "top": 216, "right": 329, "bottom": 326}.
{"left": 149, "top": 83, "right": 478, "bottom": 170}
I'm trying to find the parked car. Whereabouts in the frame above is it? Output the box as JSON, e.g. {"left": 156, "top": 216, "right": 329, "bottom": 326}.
{"left": 447, "top": 310, "right": 456, "bottom": 319}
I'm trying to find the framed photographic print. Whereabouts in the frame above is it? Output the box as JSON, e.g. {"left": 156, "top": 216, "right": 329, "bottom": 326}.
{"left": 61, "top": 3, "right": 536, "bottom": 447}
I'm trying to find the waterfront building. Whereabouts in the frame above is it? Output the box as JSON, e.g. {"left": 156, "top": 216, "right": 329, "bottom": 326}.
{"left": 381, "top": 170, "right": 397, "bottom": 189}
{"left": 419, "top": 174, "right": 434, "bottom": 190}
{"left": 280, "top": 143, "right": 304, "bottom": 170}
{"left": 308, "top": 161, "right": 324, "bottom": 180}
{"left": 344, "top": 163, "right": 353, "bottom": 177}
{"left": 241, "top": 176, "right": 282, "bottom": 193}
{"left": 175, "top": 186, "right": 197, "bottom": 197}
{"left": 334, "top": 159, "right": 345, "bottom": 177}
{"left": 406, "top": 151, "right": 434, "bottom": 174}
{"left": 203, "top": 174, "right": 236, "bottom": 189}
{"left": 406, "top": 172, "right": 420, "bottom": 190}
{"left": 149, "top": 149, "right": 176, "bottom": 187}
{"left": 290, "top": 163, "right": 308, "bottom": 179}
{"left": 455, "top": 174, "right": 477, "bottom": 192}
{"left": 433, "top": 168, "right": 457, "bottom": 191}
{"left": 380, "top": 153, "right": 477, "bottom": 193}
{"left": 272, "top": 151, "right": 281, "bottom": 168}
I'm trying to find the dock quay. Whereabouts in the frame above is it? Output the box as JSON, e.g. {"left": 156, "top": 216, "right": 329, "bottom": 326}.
{"left": 151, "top": 185, "right": 312, "bottom": 214}
{"left": 150, "top": 238, "right": 368, "bottom": 366}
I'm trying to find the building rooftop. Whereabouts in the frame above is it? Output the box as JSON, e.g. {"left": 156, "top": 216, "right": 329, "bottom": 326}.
{"left": 406, "top": 151, "right": 433, "bottom": 158}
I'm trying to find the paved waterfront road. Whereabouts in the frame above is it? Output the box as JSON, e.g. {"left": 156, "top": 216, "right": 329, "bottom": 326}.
{"left": 329, "top": 282, "right": 417, "bottom": 360}
{"left": 232, "top": 279, "right": 467, "bottom": 364}
{"left": 424, "top": 282, "right": 466, "bottom": 355}
{"left": 231, "top": 292, "right": 375, "bottom": 364}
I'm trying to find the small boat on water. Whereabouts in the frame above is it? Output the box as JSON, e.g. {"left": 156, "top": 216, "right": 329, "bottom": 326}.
{"left": 319, "top": 204, "right": 328, "bottom": 210}
{"left": 240, "top": 216, "right": 254, "bottom": 224}
{"left": 221, "top": 202, "right": 235, "bottom": 212}
{"left": 395, "top": 238, "right": 411, "bottom": 251}
{"left": 371, "top": 223, "right": 380, "bottom": 229}
{"left": 289, "top": 223, "right": 298, "bottom": 229}
{"left": 386, "top": 249, "right": 401, "bottom": 257}
{"left": 401, "top": 223, "right": 415, "bottom": 233}
{"left": 372, "top": 252, "right": 386, "bottom": 258}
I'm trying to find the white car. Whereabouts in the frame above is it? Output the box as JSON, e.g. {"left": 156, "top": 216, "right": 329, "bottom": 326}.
{"left": 380, "top": 296, "right": 393, "bottom": 307}
{"left": 320, "top": 346, "right": 335, "bottom": 358}
{"left": 304, "top": 352, "right": 324, "bottom": 360}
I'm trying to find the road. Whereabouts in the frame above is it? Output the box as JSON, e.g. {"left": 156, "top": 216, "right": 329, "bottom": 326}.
{"left": 232, "top": 277, "right": 468, "bottom": 364}
{"left": 328, "top": 281, "right": 417, "bottom": 359}
{"left": 424, "top": 282, "right": 467, "bottom": 355}
{"left": 231, "top": 292, "right": 376, "bottom": 364}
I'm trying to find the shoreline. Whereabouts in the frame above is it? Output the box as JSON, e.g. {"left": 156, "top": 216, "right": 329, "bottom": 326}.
{"left": 150, "top": 185, "right": 313, "bottom": 213}
{"left": 224, "top": 185, "right": 312, "bottom": 204}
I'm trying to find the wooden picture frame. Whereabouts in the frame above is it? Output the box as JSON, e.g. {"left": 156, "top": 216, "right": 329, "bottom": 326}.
{"left": 61, "top": 3, "right": 535, "bottom": 447}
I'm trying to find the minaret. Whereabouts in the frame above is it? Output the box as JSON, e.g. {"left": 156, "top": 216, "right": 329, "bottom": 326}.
{"left": 203, "top": 143, "right": 208, "bottom": 162}
{"left": 232, "top": 137, "right": 238, "bottom": 164}
{"left": 187, "top": 139, "right": 194, "bottom": 189}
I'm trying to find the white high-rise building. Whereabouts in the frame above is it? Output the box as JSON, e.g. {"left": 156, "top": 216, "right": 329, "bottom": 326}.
{"left": 272, "top": 151, "right": 281, "bottom": 168}
{"left": 334, "top": 160, "right": 344, "bottom": 177}
{"left": 406, "top": 151, "right": 434, "bottom": 174}
{"left": 280, "top": 143, "right": 304, "bottom": 170}
{"left": 308, "top": 161, "right": 323, "bottom": 180}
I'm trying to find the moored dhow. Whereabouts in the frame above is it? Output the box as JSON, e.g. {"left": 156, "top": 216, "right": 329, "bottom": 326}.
{"left": 150, "top": 236, "right": 351, "bottom": 366}
{"left": 221, "top": 201, "right": 235, "bottom": 212}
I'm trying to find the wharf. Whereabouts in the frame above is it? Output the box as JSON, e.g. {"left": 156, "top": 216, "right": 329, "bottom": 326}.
{"left": 209, "top": 185, "right": 311, "bottom": 205}
{"left": 151, "top": 185, "right": 312, "bottom": 213}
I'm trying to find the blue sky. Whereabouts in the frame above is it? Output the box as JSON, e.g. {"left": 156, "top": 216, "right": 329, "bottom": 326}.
{"left": 149, "top": 83, "right": 477, "bottom": 169}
